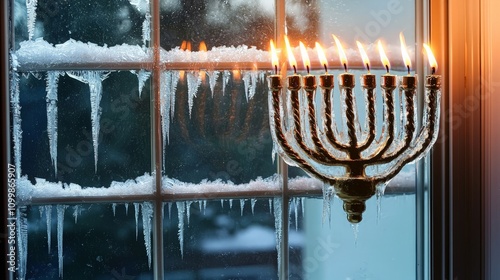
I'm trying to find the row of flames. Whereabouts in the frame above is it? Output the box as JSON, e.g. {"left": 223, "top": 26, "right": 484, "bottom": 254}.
{"left": 270, "top": 33, "right": 438, "bottom": 75}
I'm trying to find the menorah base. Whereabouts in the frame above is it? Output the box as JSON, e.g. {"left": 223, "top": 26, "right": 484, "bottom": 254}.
{"left": 334, "top": 179, "right": 377, "bottom": 223}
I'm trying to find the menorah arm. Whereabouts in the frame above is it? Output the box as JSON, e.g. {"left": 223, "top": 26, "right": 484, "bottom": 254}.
{"left": 269, "top": 85, "right": 337, "bottom": 185}
{"left": 370, "top": 88, "right": 417, "bottom": 164}
{"left": 375, "top": 88, "right": 440, "bottom": 184}
{"left": 365, "top": 88, "right": 396, "bottom": 160}
{"left": 322, "top": 87, "right": 350, "bottom": 152}
{"left": 356, "top": 88, "right": 376, "bottom": 151}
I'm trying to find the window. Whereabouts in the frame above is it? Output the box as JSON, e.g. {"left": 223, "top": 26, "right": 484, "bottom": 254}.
{"left": 4, "top": 0, "right": 434, "bottom": 279}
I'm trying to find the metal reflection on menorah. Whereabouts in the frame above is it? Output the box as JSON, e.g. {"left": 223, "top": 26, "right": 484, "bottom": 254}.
{"left": 268, "top": 37, "right": 441, "bottom": 223}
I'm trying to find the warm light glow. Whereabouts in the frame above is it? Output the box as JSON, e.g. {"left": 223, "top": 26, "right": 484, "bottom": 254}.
{"left": 233, "top": 69, "right": 240, "bottom": 81}
{"left": 270, "top": 39, "right": 279, "bottom": 74}
{"left": 284, "top": 36, "right": 297, "bottom": 72}
{"left": 356, "top": 41, "right": 371, "bottom": 72}
{"left": 332, "top": 34, "right": 348, "bottom": 71}
{"left": 299, "top": 42, "right": 311, "bottom": 73}
{"left": 423, "top": 44, "right": 438, "bottom": 72}
{"left": 399, "top": 32, "right": 412, "bottom": 72}
{"left": 199, "top": 41, "right": 208, "bottom": 62}
{"left": 180, "top": 40, "right": 187, "bottom": 50}
{"left": 186, "top": 41, "right": 192, "bottom": 52}
{"left": 378, "top": 40, "right": 390, "bottom": 72}
{"left": 315, "top": 42, "right": 328, "bottom": 72}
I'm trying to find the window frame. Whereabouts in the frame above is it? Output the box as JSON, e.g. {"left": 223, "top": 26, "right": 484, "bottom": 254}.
{"left": 1, "top": 0, "right": 433, "bottom": 279}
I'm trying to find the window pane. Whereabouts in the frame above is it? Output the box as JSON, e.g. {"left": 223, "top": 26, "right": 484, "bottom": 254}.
{"left": 19, "top": 71, "right": 151, "bottom": 187}
{"left": 25, "top": 204, "right": 152, "bottom": 279}
{"left": 14, "top": 0, "right": 147, "bottom": 49}
{"left": 164, "top": 199, "right": 282, "bottom": 279}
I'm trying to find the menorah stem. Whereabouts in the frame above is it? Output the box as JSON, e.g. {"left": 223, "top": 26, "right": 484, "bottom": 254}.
{"left": 339, "top": 73, "right": 359, "bottom": 160}
{"left": 358, "top": 74, "right": 376, "bottom": 151}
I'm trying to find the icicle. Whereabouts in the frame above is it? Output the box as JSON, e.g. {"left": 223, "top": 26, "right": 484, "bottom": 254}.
{"left": 26, "top": 0, "right": 38, "bottom": 40}
{"left": 39, "top": 206, "right": 44, "bottom": 218}
{"left": 259, "top": 71, "right": 266, "bottom": 83}
{"left": 294, "top": 198, "right": 299, "bottom": 231}
{"left": 46, "top": 71, "right": 62, "bottom": 176}
{"left": 269, "top": 198, "right": 273, "bottom": 215}
{"left": 72, "top": 205, "right": 80, "bottom": 224}
{"left": 271, "top": 141, "right": 277, "bottom": 163}
{"left": 203, "top": 200, "right": 207, "bottom": 215}
{"left": 186, "top": 201, "right": 193, "bottom": 226}
{"left": 11, "top": 72, "right": 22, "bottom": 178}
{"left": 301, "top": 197, "right": 305, "bottom": 218}
{"left": 240, "top": 199, "right": 246, "bottom": 216}
{"left": 169, "top": 71, "right": 180, "bottom": 120}
{"left": 168, "top": 202, "right": 172, "bottom": 220}
{"left": 66, "top": 71, "right": 110, "bottom": 172}
{"left": 229, "top": 199, "right": 233, "bottom": 209}
{"left": 142, "top": 13, "right": 151, "bottom": 48}
{"left": 249, "top": 70, "right": 259, "bottom": 100}
{"left": 221, "top": 199, "right": 224, "bottom": 208}
{"left": 351, "top": 224, "right": 359, "bottom": 246}
{"left": 376, "top": 183, "right": 387, "bottom": 222}
{"left": 251, "top": 198, "right": 257, "bottom": 215}
{"left": 207, "top": 70, "right": 220, "bottom": 97}
{"left": 273, "top": 198, "right": 283, "bottom": 273}
{"left": 160, "top": 71, "right": 172, "bottom": 161}
{"left": 186, "top": 71, "right": 202, "bottom": 117}
{"left": 176, "top": 202, "right": 185, "bottom": 258}
{"left": 125, "top": 203, "right": 129, "bottom": 215}
{"left": 198, "top": 200, "right": 202, "bottom": 212}
{"left": 17, "top": 206, "right": 28, "bottom": 280}
{"left": 112, "top": 203, "right": 117, "bottom": 217}
{"left": 322, "top": 184, "right": 334, "bottom": 226}
{"left": 45, "top": 205, "right": 52, "bottom": 253}
{"left": 222, "top": 70, "right": 231, "bottom": 96}
{"left": 134, "top": 203, "right": 140, "bottom": 241}
{"left": 242, "top": 71, "right": 251, "bottom": 101}
{"left": 57, "top": 205, "right": 67, "bottom": 278}
{"left": 131, "top": 69, "right": 151, "bottom": 97}
{"left": 141, "top": 202, "right": 153, "bottom": 268}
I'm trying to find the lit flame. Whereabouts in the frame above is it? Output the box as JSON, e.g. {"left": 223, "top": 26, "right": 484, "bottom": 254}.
{"left": 315, "top": 42, "right": 328, "bottom": 72}
{"left": 356, "top": 41, "right": 370, "bottom": 72}
{"left": 284, "top": 36, "right": 297, "bottom": 73}
{"left": 378, "top": 40, "right": 390, "bottom": 72}
{"left": 186, "top": 41, "right": 192, "bottom": 52}
{"left": 233, "top": 69, "right": 241, "bottom": 81}
{"left": 180, "top": 40, "right": 187, "bottom": 50}
{"left": 299, "top": 42, "right": 311, "bottom": 73}
{"left": 332, "top": 34, "right": 348, "bottom": 71}
{"left": 423, "top": 43, "right": 438, "bottom": 73}
{"left": 399, "top": 32, "right": 412, "bottom": 72}
{"left": 270, "top": 39, "right": 279, "bottom": 74}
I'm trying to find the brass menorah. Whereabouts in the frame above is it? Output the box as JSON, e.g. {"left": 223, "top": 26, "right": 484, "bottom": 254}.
{"left": 268, "top": 73, "right": 441, "bottom": 223}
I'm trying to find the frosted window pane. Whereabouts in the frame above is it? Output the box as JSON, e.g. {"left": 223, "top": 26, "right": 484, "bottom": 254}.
{"left": 14, "top": 0, "right": 147, "bottom": 49}
{"left": 159, "top": 0, "right": 274, "bottom": 51}
{"left": 19, "top": 72, "right": 151, "bottom": 187}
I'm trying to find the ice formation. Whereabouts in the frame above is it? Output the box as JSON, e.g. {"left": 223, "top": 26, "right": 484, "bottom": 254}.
{"left": 131, "top": 69, "right": 151, "bottom": 97}
{"left": 273, "top": 198, "right": 283, "bottom": 273}
{"left": 57, "top": 205, "right": 67, "bottom": 278}
{"left": 186, "top": 71, "right": 202, "bottom": 117}
{"left": 134, "top": 202, "right": 140, "bottom": 241}
{"left": 207, "top": 70, "right": 220, "bottom": 97}
{"left": 45, "top": 205, "right": 52, "bottom": 253}
{"left": 46, "top": 71, "right": 62, "bottom": 176}
{"left": 11, "top": 72, "right": 22, "bottom": 178}
{"left": 66, "top": 71, "right": 110, "bottom": 172}
{"left": 176, "top": 201, "right": 185, "bottom": 258}
{"left": 26, "top": 0, "right": 38, "bottom": 40}
{"left": 141, "top": 202, "right": 153, "bottom": 268}
{"left": 17, "top": 207, "right": 28, "bottom": 280}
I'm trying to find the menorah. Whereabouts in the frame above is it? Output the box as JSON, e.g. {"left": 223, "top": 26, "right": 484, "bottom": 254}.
{"left": 268, "top": 70, "right": 441, "bottom": 223}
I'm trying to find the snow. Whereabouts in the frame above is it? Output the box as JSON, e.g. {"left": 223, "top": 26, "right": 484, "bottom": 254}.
{"left": 15, "top": 39, "right": 151, "bottom": 69}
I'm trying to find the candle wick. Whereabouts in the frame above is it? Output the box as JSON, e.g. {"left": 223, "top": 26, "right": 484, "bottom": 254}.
{"left": 432, "top": 66, "right": 436, "bottom": 75}
{"left": 366, "top": 63, "right": 370, "bottom": 73}
{"left": 274, "top": 65, "right": 278, "bottom": 75}
{"left": 343, "top": 63, "right": 347, "bottom": 72}
{"left": 306, "top": 65, "right": 310, "bottom": 74}
{"left": 293, "top": 65, "right": 297, "bottom": 74}
{"left": 323, "top": 63, "right": 328, "bottom": 73}
{"left": 407, "top": 65, "right": 410, "bottom": 75}
{"left": 385, "top": 65, "right": 389, "bottom": 73}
